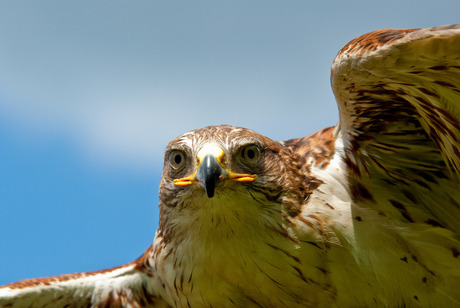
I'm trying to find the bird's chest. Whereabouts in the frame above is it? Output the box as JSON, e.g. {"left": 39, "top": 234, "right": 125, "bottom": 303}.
{"left": 156, "top": 236, "right": 335, "bottom": 307}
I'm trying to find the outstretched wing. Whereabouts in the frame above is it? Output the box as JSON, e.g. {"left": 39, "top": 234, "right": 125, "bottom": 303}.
{"left": 0, "top": 245, "right": 169, "bottom": 307}
{"left": 332, "top": 25, "right": 460, "bottom": 234}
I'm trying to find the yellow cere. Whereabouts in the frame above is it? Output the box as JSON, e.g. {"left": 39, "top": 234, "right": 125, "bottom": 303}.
{"left": 173, "top": 178, "right": 194, "bottom": 186}
{"left": 227, "top": 171, "right": 258, "bottom": 182}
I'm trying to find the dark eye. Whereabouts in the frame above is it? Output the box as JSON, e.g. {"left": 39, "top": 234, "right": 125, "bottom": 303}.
{"left": 240, "top": 144, "right": 261, "bottom": 165}
{"left": 168, "top": 150, "right": 186, "bottom": 170}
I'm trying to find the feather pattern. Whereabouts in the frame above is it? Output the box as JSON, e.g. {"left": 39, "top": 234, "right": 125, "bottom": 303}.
{"left": 330, "top": 24, "right": 460, "bottom": 305}
{"left": 0, "top": 246, "right": 167, "bottom": 307}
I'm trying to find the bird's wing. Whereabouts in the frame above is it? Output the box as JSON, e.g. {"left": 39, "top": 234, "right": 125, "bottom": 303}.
{"left": 331, "top": 25, "right": 460, "bottom": 232}
{"left": 0, "top": 245, "right": 169, "bottom": 307}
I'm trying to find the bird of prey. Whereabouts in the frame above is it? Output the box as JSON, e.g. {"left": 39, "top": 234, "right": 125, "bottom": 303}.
{"left": 1, "top": 24, "right": 460, "bottom": 307}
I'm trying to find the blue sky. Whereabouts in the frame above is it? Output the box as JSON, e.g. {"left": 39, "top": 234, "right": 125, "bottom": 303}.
{"left": 1, "top": 1, "right": 459, "bottom": 285}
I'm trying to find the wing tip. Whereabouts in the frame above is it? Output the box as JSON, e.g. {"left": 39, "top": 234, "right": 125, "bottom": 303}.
{"left": 336, "top": 28, "right": 419, "bottom": 59}
{"left": 0, "top": 244, "right": 155, "bottom": 291}
{"left": 335, "top": 24, "right": 460, "bottom": 61}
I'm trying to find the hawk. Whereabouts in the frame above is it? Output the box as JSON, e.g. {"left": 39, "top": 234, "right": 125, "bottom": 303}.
{"left": 1, "top": 24, "right": 460, "bottom": 307}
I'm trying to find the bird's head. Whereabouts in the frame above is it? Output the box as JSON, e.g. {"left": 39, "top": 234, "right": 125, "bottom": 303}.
{"left": 158, "top": 125, "right": 308, "bottom": 238}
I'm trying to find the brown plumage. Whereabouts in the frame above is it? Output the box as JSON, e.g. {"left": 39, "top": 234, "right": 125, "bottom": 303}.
{"left": 1, "top": 24, "right": 460, "bottom": 307}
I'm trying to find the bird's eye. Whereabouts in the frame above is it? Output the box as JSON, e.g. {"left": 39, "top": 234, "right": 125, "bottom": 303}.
{"left": 240, "top": 144, "right": 261, "bottom": 165}
{"left": 168, "top": 150, "right": 186, "bottom": 170}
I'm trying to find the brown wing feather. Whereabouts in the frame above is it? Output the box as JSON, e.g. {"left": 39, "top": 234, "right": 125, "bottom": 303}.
{"left": 332, "top": 25, "right": 460, "bottom": 233}
{"left": 322, "top": 25, "right": 460, "bottom": 305}
{"left": 0, "top": 245, "right": 167, "bottom": 307}
{"left": 337, "top": 28, "right": 419, "bottom": 57}
{"left": 281, "top": 126, "right": 336, "bottom": 172}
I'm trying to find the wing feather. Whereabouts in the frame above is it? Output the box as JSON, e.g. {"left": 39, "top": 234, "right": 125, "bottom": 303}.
{"left": 327, "top": 25, "right": 460, "bottom": 305}
{"left": 0, "top": 246, "right": 168, "bottom": 307}
{"left": 331, "top": 24, "right": 460, "bottom": 231}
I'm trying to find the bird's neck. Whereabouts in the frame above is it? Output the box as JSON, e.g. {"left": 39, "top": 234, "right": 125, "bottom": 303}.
{"left": 162, "top": 193, "right": 291, "bottom": 247}
{"left": 152, "top": 191, "right": 347, "bottom": 307}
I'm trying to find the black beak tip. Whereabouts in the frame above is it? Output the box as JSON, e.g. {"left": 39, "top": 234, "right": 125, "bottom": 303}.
{"left": 205, "top": 185, "right": 215, "bottom": 198}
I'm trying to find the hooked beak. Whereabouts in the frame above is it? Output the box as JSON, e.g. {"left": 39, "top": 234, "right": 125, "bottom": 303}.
{"left": 197, "top": 154, "right": 222, "bottom": 198}
{"left": 173, "top": 143, "right": 258, "bottom": 198}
